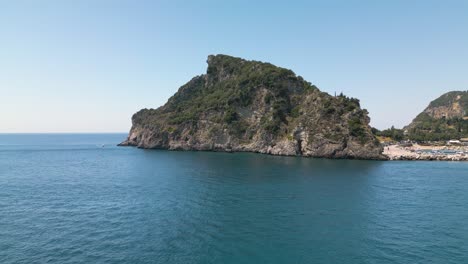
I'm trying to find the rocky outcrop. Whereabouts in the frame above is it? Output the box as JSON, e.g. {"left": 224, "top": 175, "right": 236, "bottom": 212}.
{"left": 405, "top": 91, "right": 468, "bottom": 141}
{"left": 120, "top": 55, "right": 385, "bottom": 160}
{"left": 423, "top": 91, "right": 468, "bottom": 119}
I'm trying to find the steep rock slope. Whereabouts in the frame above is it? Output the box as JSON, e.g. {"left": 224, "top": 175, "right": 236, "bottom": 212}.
{"left": 405, "top": 91, "right": 468, "bottom": 141}
{"left": 120, "top": 55, "right": 384, "bottom": 159}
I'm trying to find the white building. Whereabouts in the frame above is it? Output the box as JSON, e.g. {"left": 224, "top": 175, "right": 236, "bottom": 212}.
{"left": 448, "top": 140, "right": 461, "bottom": 145}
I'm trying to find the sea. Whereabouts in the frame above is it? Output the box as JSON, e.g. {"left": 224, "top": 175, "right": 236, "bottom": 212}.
{"left": 0, "top": 133, "right": 467, "bottom": 264}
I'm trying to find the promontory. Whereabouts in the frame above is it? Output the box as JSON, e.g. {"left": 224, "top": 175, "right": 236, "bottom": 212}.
{"left": 119, "top": 55, "right": 385, "bottom": 159}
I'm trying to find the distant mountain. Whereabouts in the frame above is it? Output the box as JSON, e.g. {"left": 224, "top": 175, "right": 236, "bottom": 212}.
{"left": 405, "top": 91, "right": 468, "bottom": 141}
{"left": 120, "top": 55, "right": 384, "bottom": 159}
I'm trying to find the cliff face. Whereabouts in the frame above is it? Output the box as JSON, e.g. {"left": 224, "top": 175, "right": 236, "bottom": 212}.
{"left": 422, "top": 91, "right": 468, "bottom": 119}
{"left": 405, "top": 91, "right": 468, "bottom": 141}
{"left": 120, "top": 55, "right": 384, "bottom": 159}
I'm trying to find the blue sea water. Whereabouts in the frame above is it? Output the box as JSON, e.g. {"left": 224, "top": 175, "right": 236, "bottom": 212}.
{"left": 0, "top": 133, "right": 467, "bottom": 264}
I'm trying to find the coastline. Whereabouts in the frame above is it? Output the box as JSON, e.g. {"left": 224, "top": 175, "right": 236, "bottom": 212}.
{"left": 118, "top": 141, "right": 388, "bottom": 160}
{"left": 383, "top": 144, "right": 468, "bottom": 161}
{"left": 119, "top": 141, "right": 468, "bottom": 161}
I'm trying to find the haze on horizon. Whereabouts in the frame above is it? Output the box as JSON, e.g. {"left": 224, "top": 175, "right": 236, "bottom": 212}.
{"left": 1, "top": 0, "right": 467, "bottom": 133}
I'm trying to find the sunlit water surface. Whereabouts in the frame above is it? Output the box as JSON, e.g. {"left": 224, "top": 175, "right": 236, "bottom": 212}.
{"left": 1, "top": 134, "right": 467, "bottom": 263}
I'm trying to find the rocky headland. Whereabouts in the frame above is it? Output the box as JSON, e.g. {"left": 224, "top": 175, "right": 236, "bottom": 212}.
{"left": 119, "top": 55, "right": 385, "bottom": 160}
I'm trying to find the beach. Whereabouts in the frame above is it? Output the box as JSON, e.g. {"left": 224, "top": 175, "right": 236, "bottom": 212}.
{"left": 383, "top": 144, "right": 468, "bottom": 161}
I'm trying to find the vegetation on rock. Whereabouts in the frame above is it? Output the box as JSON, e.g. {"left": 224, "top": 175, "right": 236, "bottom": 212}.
{"left": 120, "top": 55, "right": 384, "bottom": 159}
{"left": 405, "top": 91, "right": 468, "bottom": 141}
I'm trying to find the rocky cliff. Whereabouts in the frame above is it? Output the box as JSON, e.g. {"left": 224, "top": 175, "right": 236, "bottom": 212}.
{"left": 405, "top": 91, "right": 468, "bottom": 141}
{"left": 120, "top": 55, "right": 384, "bottom": 159}
{"left": 421, "top": 91, "right": 468, "bottom": 119}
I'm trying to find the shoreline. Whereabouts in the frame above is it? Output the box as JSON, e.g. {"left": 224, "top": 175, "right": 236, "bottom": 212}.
{"left": 383, "top": 144, "right": 468, "bottom": 161}
{"left": 118, "top": 143, "right": 387, "bottom": 160}
{"left": 119, "top": 142, "right": 468, "bottom": 161}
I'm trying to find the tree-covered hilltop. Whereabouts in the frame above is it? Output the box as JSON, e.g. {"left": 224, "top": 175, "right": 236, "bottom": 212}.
{"left": 373, "top": 126, "right": 405, "bottom": 142}
{"left": 121, "top": 55, "right": 384, "bottom": 159}
{"left": 405, "top": 91, "right": 468, "bottom": 141}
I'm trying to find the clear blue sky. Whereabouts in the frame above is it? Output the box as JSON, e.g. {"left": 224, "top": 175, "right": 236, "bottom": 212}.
{"left": 1, "top": 0, "right": 467, "bottom": 132}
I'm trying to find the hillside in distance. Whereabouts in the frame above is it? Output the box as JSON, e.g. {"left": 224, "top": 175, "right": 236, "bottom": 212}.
{"left": 120, "top": 55, "right": 384, "bottom": 159}
{"left": 405, "top": 91, "right": 468, "bottom": 141}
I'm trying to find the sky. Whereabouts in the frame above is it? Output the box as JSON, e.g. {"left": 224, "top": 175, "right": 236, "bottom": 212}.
{"left": 0, "top": 0, "right": 467, "bottom": 132}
